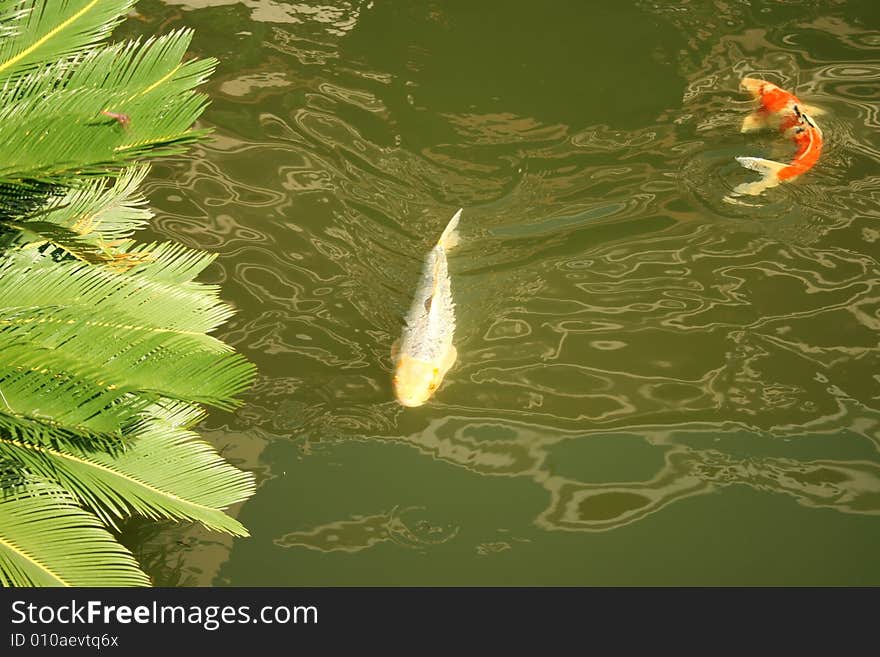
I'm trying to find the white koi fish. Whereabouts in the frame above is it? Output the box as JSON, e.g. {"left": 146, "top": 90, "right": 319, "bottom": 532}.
{"left": 392, "top": 209, "right": 462, "bottom": 407}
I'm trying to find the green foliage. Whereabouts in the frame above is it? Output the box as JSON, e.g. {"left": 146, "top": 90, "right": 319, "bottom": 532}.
{"left": 0, "top": 481, "right": 151, "bottom": 586}
{"left": 0, "top": 0, "right": 257, "bottom": 587}
{"left": 0, "top": 1, "right": 215, "bottom": 185}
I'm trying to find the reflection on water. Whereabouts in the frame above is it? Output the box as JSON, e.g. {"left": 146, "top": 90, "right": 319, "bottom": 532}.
{"left": 542, "top": 440, "right": 880, "bottom": 532}
{"left": 122, "top": 0, "right": 880, "bottom": 584}
{"left": 275, "top": 505, "right": 458, "bottom": 553}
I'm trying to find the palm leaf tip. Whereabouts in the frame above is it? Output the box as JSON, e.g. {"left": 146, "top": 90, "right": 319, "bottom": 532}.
{"left": 0, "top": 0, "right": 138, "bottom": 80}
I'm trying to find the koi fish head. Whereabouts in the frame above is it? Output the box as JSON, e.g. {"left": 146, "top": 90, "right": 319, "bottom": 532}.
{"left": 392, "top": 355, "right": 441, "bottom": 407}
{"left": 780, "top": 105, "right": 823, "bottom": 152}
{"left": 794, "top": 106, "right": 823, "bottom": 137}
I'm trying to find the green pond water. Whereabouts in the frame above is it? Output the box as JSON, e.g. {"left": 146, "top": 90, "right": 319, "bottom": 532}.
{"left": 119, "top": 0, "right": 880, "bottom": 585}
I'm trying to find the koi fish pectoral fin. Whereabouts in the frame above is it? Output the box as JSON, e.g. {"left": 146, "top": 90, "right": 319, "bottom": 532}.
{"left": 736, "top": 156, "right": 787, "bottom": 175}
{"left": 391, "top": 339, "right": 400, "bottom": 362}
{"left": 438, "top": 346, "right": 457, "bottom": 380}
{"left": 740, "top": 111, "right": 767, "bottom": 133}
{"left": 732, "top": 179, "right": 782, "bottom": 196}
{"left": 732, "top": 156, "right": 787, "bottom": 196}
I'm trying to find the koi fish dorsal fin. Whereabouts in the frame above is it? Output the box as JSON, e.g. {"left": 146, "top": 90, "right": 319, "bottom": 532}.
{"left": 438, "top": 208, "right": 462, "bottom": 251}
{"left": 740, "top": 77, "right": 771, "bottom": 97}
{"left": 741, "top": 111, "right": 767, "bottom": 133}
{"left": 732, "top": 156, "right": 787, "bottom": 196}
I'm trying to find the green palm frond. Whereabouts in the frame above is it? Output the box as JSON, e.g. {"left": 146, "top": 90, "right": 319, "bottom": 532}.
{"left": 1, "top": 220, "right": 128, "bottom": 265}
{"left": 0, "top": 4, "right": 216, "bottom": 189}
{"left": 0, "top": 423, "right": 254, "bottom": 535}
{"left": 110, "top": 241, "right": 220, "bottom": 285}
{"left": 0, "top": 480, "right": 150, "bottom": 586}
{"left": 1, "top": 305, "right": 251, "bottom": 400}
{"left": 4, "top": 166, "right": 151, "bottom": 248}
{"left": 142, "top": 399, "right": 207, "bottom": 432}
{"left": 0, "top": 249, "right": 236, "bottom": 337}
{"left": 0, "top": 0, "right": 258, "bottom": 588}
{"left": 0, "top": 179, "right": 64, "bottom": 224}
{"left": 0, "top": 0, "right": 136, "bottom": 79}
{"left": 0, "top": 341, "right": 148, "bottom": 447}
{"left": 1, "top": 166, "right": 223, "bottom": 279}
{"left": 0, "top": 252, "right": 254, "bottom": 447}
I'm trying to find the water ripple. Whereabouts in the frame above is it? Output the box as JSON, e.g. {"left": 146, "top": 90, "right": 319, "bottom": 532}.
{"left": 135, "top": 0, "right": 880, "bottom": 563}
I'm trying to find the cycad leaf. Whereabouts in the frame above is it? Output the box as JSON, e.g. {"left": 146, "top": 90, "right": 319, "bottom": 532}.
{"left": 117, "top": 241, "right": 220, "bottom": 285}
{"left": 5, "top": 166, "right": 152, "bottom": 244}
{"left": 0, "top": 340, "right": 146, "bottom": 446}
{"left": 0, "top": 249, "right": 254, "bottom": 448}
{"left": 1, "top": 304, "right": 253, "bottom": 404}
{"left": 3, "top": 221, "right": 118, "bottom": 264}
{"left": 1, "top": 165, "right": 222, "bottom": 280}
{"left": 0, "top": 24, "right": 216, "bottom": 184}
{"left": 0, "top": 480, "right": 150, "bottom": 586}
{"left": 0, "top": 249, "right": 235, "bottom": 336}
{"left": 0, "top": 0, "right": 257, "bottom": 588}
{"left": 0, "top": 0, "right": 136, "bottom": 80}
{"left": 0, "top": 424, "right": 254, "bottom": 535}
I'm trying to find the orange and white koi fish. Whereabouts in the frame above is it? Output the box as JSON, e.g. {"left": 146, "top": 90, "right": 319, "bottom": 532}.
{"left": 733, "top": 77, "right": 824, "bottom": 196}
{"left": 392, "top": 209, "right": 462, "bottom": 407}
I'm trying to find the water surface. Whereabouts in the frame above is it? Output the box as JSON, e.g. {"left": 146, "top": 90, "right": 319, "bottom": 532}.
{"left": 121, "top": 0, "right": 880, "bottom": 585}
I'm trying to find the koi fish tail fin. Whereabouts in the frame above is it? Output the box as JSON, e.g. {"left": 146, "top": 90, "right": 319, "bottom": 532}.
{"left": 438, "top": 208, "right": 462, "bottom": 250}
{"left": 740, "top": 111, "right": 767, "bottom": 133}
{"left": 732, "top": 156, "right": 787, "bottom": 196}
